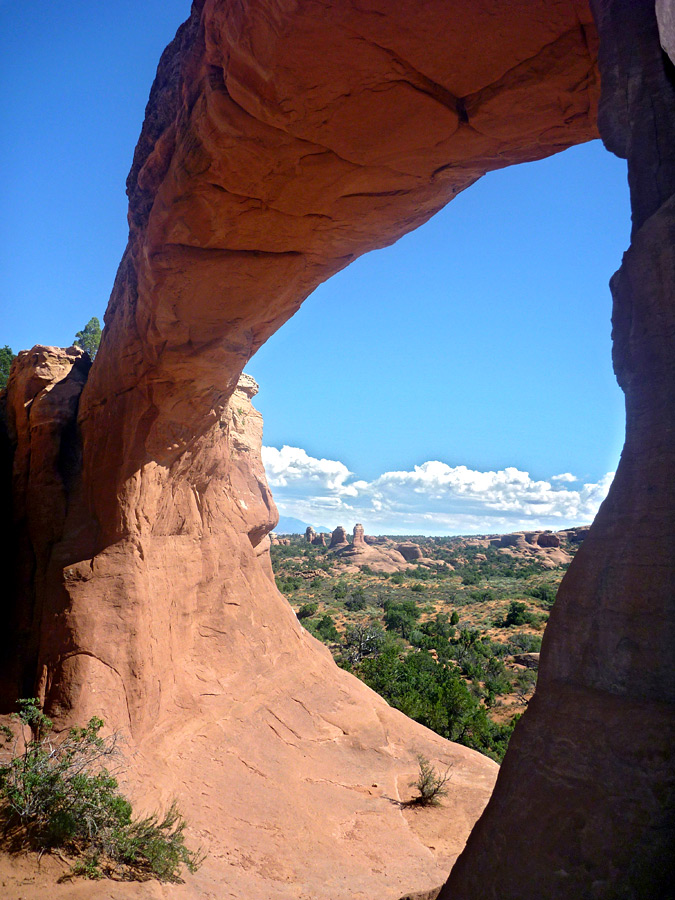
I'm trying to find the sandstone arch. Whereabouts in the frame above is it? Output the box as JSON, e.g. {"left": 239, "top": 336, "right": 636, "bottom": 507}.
{"left": 1, "top": 1, "right": 673, "bottom": 897}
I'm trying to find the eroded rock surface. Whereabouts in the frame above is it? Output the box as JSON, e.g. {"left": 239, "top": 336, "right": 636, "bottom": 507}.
{"left": 329, "top": 525, "right": 350, "bottom": 550}
{"left": 441, "top": 1, "right": 675, "bottom": 896}
{"left": 5, "top": 0, "right": 668, "bottom": 897}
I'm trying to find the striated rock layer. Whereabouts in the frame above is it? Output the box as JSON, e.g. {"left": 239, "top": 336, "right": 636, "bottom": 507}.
{"left": 4, "top": 0, "right": 671, "bottom": 896}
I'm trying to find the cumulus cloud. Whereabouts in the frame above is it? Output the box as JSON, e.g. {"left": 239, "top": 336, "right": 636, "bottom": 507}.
{"left": 262, "top": 444, "right": 615, "bottom": 535}
{"left": 261, "top": 445, "right": 358, "bottom": 496}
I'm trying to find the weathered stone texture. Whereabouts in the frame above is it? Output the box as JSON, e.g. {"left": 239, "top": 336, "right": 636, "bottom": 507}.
{"left": 440, "top": 1, "right": 675, "bottom": 897}
{"left": 6, "top": 0, "right": 668, "bottom": 897}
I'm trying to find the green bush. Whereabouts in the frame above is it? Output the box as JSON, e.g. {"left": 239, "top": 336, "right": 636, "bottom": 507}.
{"left": 509, "top": 632, "right": 543, "bottom": 652}
{"left": 502, "top": 601, "right": 537, "bottom": 628}
{"left": 528, "top": 583, "right": 557, "bottom": 608}
{"left": 408, "top": 755, "right": 450, "bottom": 807}
{"left": 0, "top": 700, "right": 203, "bottom": 882}
{"left": 297, "top": 602, "right": 318, "bottom": 619}
{"left": 306, "top": 614, "right": 339, "bottom": 643}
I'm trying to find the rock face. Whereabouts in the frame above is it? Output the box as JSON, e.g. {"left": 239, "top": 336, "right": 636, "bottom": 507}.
{"left": 0, "top": 346, "right": 90, "bottom": 703}
{"left": 304, "top": 525, "right": 316, "bottom": 543}
{"left": 3, "top": 0, "right": 671, "bottom": 897}
{"left": 441, "top": 1, "right": 675, "bottom": 897}
{"left": 535, "top": 532, "right": 560, "bottom": 548}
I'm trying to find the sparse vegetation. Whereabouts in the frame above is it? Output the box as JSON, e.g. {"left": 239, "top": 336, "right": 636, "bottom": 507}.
{"left": 408, "top": 755, "right": 450, "bottom": 806}
{"left": 273, "top": 530, "right": 578, "bottom": 762}
{"left": 0, "top": 699, "right": 203, "bottom": 882}
{"left": 73, "top": 316, "right": 102, "bottom": 360}
{"left": 0, "top": 345, "right": 15, "bottom": 389}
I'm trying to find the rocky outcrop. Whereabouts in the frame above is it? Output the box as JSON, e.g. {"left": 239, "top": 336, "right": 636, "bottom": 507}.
{"left": 488, "top": 531, "right": 571, "bottom": 567}
{"left": 5, "top": 0, "right": 671, "bottom": 897}
{"left": 305, "top": 525, "right": 316, "bottom": 543}
{"left": 513, "top": 653, "right": 540, "bottom": 670}
{"left": 352, "top": 523, "right": 367, "bottom": 548}
{"left": 0, "top": 346, "right": 90, "bottom": 704}
{"left": 328, "top": 525, "right": 349, "bottom": 550}
{"left": 535, "top": 532, "right": 560, "bottom": 548}
{"left": 396, "top": 542, "right": 424, "bottom": 562}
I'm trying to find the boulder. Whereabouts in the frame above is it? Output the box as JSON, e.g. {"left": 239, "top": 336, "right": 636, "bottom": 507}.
{"left": 396, "top": 542, "right": 424, "bottom": 561}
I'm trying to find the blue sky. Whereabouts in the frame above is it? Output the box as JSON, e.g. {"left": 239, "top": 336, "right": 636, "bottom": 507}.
{"left": 1, "top": 2, "right": 631, "bottom": 535}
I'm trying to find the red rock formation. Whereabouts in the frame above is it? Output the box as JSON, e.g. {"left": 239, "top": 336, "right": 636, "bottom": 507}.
{"left": 0, "top": 347, "right": 90, "bottom": 704}
{"left": 336, "top": 531, "right": 410, "bottom": 574}
{"left": 535, "top": 531, "right": 560, "bottom": 548}
{"left": 397, "top": 542, "right": 424, "bottom": 562}
{"left": 7, "top": 0, "right": 667, "bottom": 896}
{"left": 305, "top": 525, "right": 316, "bottom": 543}
{"left": 352, "top": 523, "right": 366, "bottom": 548}
{"left": 440, "top": 1, "right": 675, "bottom": 896}
{"left": 329, "top": 525, "right": 350, "bottom": 550}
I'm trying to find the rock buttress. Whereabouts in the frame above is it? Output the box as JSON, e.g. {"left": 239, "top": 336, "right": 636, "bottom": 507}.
{"left": 440, "top": 2, "right": 675, "bottom": 897}
{"left": 0, "top": 2, "right": 621, "bottom": 899}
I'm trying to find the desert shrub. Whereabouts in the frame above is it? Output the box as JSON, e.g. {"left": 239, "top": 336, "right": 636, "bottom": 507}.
{"left": 276, "top": 575, "right": 301, "bottom": 593}
{"left": 509, "top": 632, "right": 543, "bottom": 652}
{"left": 332, "top": 581, "right": 348, "bottom": 599}
{"left": 355, "top": 647, "right": 513, "bottom": 761}
{"left": 460, "top": 568, "right": 479, "bottom": 586}
{"left": 408, "top": 755, "right": 450, "bottom": 806}
{"left": 297, "top": 602, "right": 318, "bottom": 620}
{"left": 341, "top": 624, "right": 385, "bottom": 664}
{"left": 410, "top": 582, "right": 426, "bottom": 593}
{"left": 469, "top": 588, "right": 495, "bottom": 602}
{"left": 0, "top": 700, "right": 202, "bottom": 882}
{"left": 306, "top": 614, "right": 339, "bottom": 643}
{"left": 502, "top": 601, "right": 537, "bottom": 627}
{"left": 345, "top": 587, "right": 367, "bottom": 611}
{"left": 383, "top": 600, "right": 421, "bottom": 639}
{"left": 528, "top": 583, "right": 557, "bottom": 608}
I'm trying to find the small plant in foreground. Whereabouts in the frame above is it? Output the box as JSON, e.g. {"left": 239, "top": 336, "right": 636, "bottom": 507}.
{"left": 0, "top": 699, "right": 203, "bottom": 882}
{"left": 408, "top": 755, "right": 451, "bottom": 807}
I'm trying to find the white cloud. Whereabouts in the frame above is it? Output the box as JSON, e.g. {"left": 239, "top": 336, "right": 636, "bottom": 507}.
{"left": 262, "top": 444, "right": 615, "bottom": 535}
{"left": 261, "top": 445, "right": 358, "bottom": 496}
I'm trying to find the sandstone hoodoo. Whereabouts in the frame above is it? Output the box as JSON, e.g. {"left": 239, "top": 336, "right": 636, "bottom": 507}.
{"left": 1, "top": 0, "right": 673, "bottom": 897}
{"left": 352, "top": 522, "right": 367, "bottom": 548}
{"left": 328, "top": 525, "right": 350, "bottom": 550}
{"left": 305, "top": 525, "right": 316, "bottom": 543}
